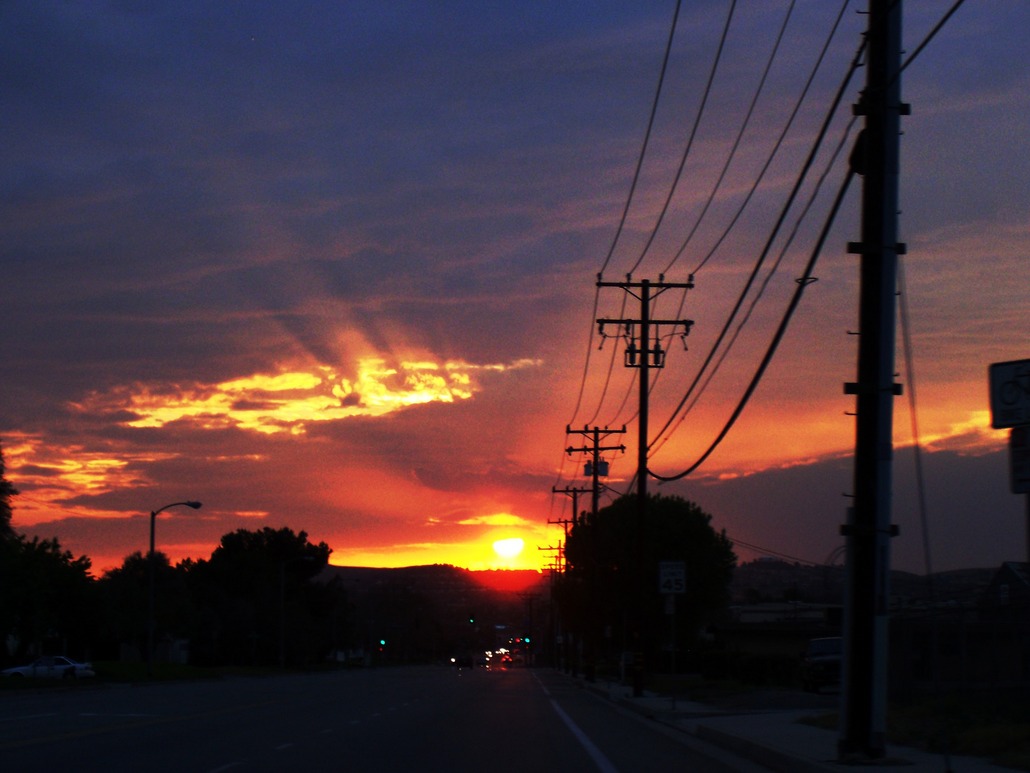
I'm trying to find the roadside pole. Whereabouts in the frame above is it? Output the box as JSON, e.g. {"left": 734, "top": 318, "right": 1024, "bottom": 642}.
{"left": 990, "top": 360, "right": 1030, "bottom": 560}
{"left": 839, "top": 0, "right": 904, "bottom": 760}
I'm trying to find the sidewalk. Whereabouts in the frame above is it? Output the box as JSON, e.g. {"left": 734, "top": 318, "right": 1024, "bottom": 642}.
{"left": 575, "top": 676, "right": 1017, "bottom": 772}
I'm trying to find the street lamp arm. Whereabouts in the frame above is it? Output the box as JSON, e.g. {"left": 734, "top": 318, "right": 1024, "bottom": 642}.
{"left": 151, "top": 500, "right": 202, "bottom": 518}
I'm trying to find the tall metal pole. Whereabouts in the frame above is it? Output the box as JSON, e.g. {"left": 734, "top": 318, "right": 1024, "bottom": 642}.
{"left": 147, "top": 510, "right": 157, "bottom": 677}
{"left": 839, "top": 0, "right": 904, "bottom": 760}
{"left": 147, "top": 500, "right": 201, "bottom": 678}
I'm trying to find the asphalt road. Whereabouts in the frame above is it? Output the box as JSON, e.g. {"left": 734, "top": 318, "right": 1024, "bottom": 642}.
{"left": 0, "top": 665, "right": 759, "bottom": 772}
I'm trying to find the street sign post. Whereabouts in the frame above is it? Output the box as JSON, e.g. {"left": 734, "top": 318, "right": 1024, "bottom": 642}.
{"left": 658, "top": 561, "right": 685, "bottom": 678}
{"left": 1012, "top": 426, "right": 1030, "bottom": 495}
{"left": 992, "top": 359, "right": 1030, "bottom": 564}
{"left": 658, "top": 561, "right": 686, "bottom": 595}
{"left": 989, "top": 359, "right": 1030, "bottom": 429}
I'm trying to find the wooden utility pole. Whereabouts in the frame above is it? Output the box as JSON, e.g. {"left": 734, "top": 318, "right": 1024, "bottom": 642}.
{"left": 564, "top": 425, "right": 626, "bottom": 518}
{"left": 839, "top": 0, "right": 905, "bottom": 760}
{"left": 596, "top": 274, "right": 694, "bottom": 511}
{"left": 597, "top": 274, "right": 694, "bottom": 696}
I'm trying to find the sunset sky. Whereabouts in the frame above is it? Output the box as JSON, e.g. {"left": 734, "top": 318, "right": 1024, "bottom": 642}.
{"left": 2, "top": 1, "right": 1027, "bottom": 577}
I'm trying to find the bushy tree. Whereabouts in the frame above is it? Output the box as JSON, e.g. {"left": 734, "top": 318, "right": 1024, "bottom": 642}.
{"left": 0, "top": 535, "right": 94, "bottom": 662}
{"left": 185, "top": 527, "right": 337, "bottom": 666}
{"left": 556, "top": 493, "right": 735, "bottom": 673}
{"left": 0, "top": 440, "right": 17, "bottom": 539}
{"left": 94, "top": 551, "right": 194, "bottom": 662}
{"left": 0, "top": 447, "right": 97, "bottom": 663}
{"left": 95, "top": 552, "right": 151, "bottom": 659}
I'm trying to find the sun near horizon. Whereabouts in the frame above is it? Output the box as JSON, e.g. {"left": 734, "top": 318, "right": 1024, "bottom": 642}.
{"left": 322, "top": 526, "right": 554, "bottom": 576}
{"left": 492, "top": 537, "right": 524, "bottom": 561}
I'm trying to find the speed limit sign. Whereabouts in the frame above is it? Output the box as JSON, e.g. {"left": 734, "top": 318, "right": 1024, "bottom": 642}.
{"left": 659, "top": 561, "right": 686, "bottom": 595}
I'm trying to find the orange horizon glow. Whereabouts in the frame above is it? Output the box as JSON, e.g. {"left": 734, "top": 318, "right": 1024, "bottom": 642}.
{"left": 28, "top": 527, "right": 560, "bottom": 579}
{"left": 5, "top": 396, "right": 1008, "bottom": 579}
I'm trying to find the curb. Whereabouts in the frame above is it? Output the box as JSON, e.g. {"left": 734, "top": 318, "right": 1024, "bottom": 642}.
{"left": 693, "top": 723, "right": 839, "bottom": 773}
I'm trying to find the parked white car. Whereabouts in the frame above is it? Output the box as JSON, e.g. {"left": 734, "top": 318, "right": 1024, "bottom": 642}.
{"left": 1, "top": 656, "right": 95, "bottom": 679}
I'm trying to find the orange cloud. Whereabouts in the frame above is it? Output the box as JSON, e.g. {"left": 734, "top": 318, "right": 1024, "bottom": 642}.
{"left": 70, "top": 356, "right": 542, "bottom": 435}
{"left": 3, "top": 434, "right": 174, "bottom": 526}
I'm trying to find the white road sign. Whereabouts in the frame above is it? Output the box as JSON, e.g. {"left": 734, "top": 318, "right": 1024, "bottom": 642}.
{"left": 659, "top": 561, "right": 686, "bottom": 595}
{"left": 989, "top": 359, "right": 1030, "bottom": 429}
{"left": 1012, "top": 426, "right": 1030, "bottom": 495}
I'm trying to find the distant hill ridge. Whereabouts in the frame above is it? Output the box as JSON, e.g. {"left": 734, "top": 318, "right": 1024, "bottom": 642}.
{"left": 731, "top": 559, "right": 996, "bottom": 605}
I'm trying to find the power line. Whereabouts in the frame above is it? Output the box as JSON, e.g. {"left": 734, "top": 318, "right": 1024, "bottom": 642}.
{"left": 562, "top": 2, "right": 684, "bottom": 486}
{"left": 590, "top": 3, "right": 852, "bottom": 443}
{"left": 651, "top": 115, "right": 858, "bottom": 457}
{"left": 599, "top": 0, "right": 684, "bottom": 276}
{"left": 562, "top": 5, "right": 859, "bottom": 500}
{"left": 649, "top": 29, "right": 866, "bottom": 453}
{"left": 627, "top": 0, "right": 738, "bottom": 275}
{"left": 689, "top": 1, "right": 854, "bottom": 275}
{"left": 588, "top": 290, "right": 631, "bottom": 426}
{"left": 662, "top": 0, "right": 797, "bottom": 275}
{"left": 898, "top": 258, "right": 934, "bottom": 579}
{"left": 900, "top": 0, "right": 968, "bottom": 75}
{"left": 728, "top": 535, "right": 824, "bottom": 567}
{"left": 651, "top": 164, "right": 857, "bottom": 482}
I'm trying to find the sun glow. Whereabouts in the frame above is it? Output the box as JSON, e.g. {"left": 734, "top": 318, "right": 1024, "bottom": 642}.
{"left": 492, "top": 537, "right": 524, "bottom": 560}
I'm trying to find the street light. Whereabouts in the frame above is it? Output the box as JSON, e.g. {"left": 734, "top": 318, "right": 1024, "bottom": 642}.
{"left": 147, "top": 500, "right": 201, "bottom": 677}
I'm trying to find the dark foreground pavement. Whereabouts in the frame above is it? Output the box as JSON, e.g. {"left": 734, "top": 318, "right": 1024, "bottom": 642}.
{"left": 570, "top": 674, "right": 1018, "bottom": 772}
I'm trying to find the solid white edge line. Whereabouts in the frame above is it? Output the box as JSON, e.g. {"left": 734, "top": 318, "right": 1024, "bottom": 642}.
{"left": 548, "top": 699, "right": 620, "bottom": 773}
{"left": 533, "top": 672, "right": 618, "bottom": 773}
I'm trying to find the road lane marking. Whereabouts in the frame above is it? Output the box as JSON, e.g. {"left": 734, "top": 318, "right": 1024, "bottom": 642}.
{"left": 548, "top": 699, "right": 619, "bottom": 773}
{"left": 533, "top": 672, "right": 618, "bottom": 773}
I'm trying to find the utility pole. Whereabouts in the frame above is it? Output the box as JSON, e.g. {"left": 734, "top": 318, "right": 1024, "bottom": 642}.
{"left": 597, "top": 275, "right": 694, "bottom": 512}
{"left": 540, "top": 545, "right": 565, "bottom": 670}
{"left": 546, "top": 512, "right": 577, "bottom": 571}
{"left": 597, "top": 273, "right": 694, "bottom": 696}
{"left": 839, "top": 0, "right": 905, "bottom": 761}
{"left": 564, "top": 425, "right": 626, "bottom": 518}
{"left": 550, "top": 495, "right": 587, "bottom": 528}
{"left": 538, "top": 543, "right": 563, "bottom": 567}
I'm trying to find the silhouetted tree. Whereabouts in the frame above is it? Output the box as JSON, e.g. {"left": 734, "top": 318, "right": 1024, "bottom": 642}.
{"left": 94, "top": 551, "right": 194, "bottom": 662}
{"left": 185, "top": 527, "right": 335, "bottom": 667}
{"left": 555, "top": 493, "right": 735, "bottom": 674}
{"left": 0, "top": 440, "right": 18, "bottom": 539}
{"left": 0, "top": 535, "right": 94, "bottom": 662}
{"left": 95, "top": 552, "right": 150, "bottom": 659}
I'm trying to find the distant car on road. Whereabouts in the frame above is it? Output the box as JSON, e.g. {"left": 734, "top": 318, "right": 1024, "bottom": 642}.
{"left": 800, "top": 636, "right": 841, "bottom": 693}
{"left": 2, "top": 656, "right": 95, "bottom": 679}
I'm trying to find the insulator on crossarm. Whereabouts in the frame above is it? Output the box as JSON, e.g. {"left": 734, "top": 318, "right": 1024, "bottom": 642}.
{"left": 626, "top": 342, "right": 639, "bottom": 366}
